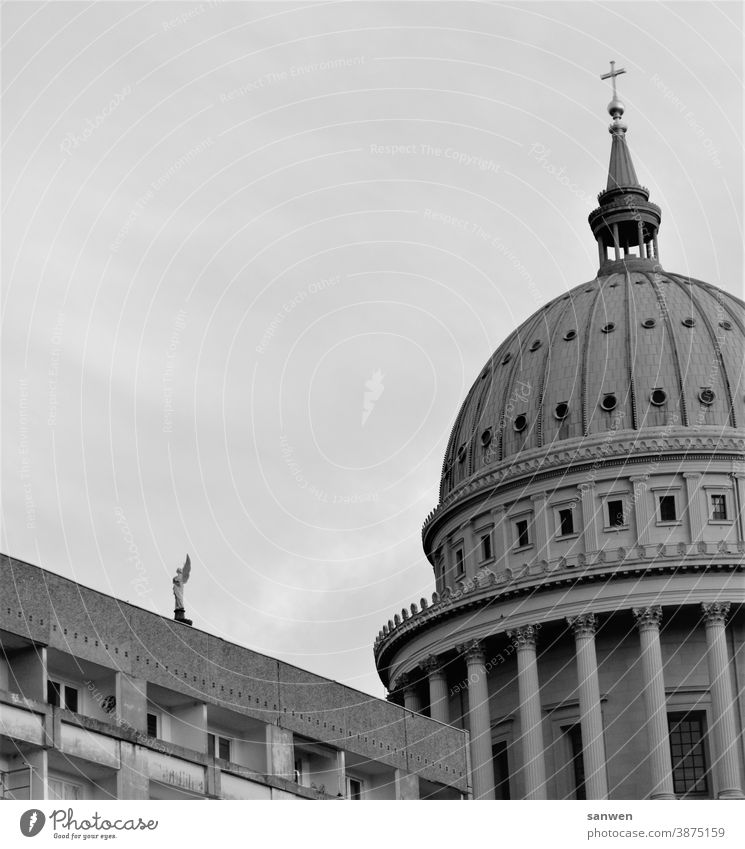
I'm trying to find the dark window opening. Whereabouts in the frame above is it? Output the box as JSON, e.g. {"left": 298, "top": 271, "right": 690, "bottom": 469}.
{"left": 558, "top": 508, "right": 575, "bottom": 536}
{"left": 64, "top": 686, "right": 78, "bottom": 713}
{"left": 668, "top": 712, "right": 709, "bottom": 797}
{"left": 207, "top": 733, "right": 215, "bottom": 757}
{"left": 481, "top": 534, "right": 492, "bottom": 561}
{"left": 348, "top": 778, "right": 362, "bottom": 800}
{"left": 659, "top": 495, "right": 677, "bottom": 522}
{"left": 455, "top": 548, "right": 465, "bottom": 575}
{"left": 515, "top": 519, "right": 530, "bottom": 548}
{"left": 492, "top": 740, "right": 511, "bottom": 800}
{"left": 47, "top": 680, "right": 61, "bottom": 708}
{"left": 219, "top": 737, "right": 231, "bottom": 762}
{"left": 147, "top": 713, "right": 158, "bottom": 738}
{"left": 607, "top": 499, "right": 625, "bottom": 527}
{"left": 564, "top": 724, "right": 586, "bottom": 800}
{"left": 711, "top": 494, "right": 727, "bottom": 521}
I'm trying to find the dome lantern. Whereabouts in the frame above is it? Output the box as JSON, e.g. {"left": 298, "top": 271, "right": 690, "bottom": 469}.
{"left": 588, "top": 61, "right": 662, "bottom": 272}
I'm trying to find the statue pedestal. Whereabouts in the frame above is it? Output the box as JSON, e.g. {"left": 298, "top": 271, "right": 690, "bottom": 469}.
{"left": 174, "top": 608, "right": 193, "bottom": 626}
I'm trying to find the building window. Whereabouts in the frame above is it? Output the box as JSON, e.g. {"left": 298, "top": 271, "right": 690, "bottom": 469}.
{"left": 658, "top": 494, "right": 677, "bottom": 522}
{"left": 557, "top": 507, "right": 575, "bottom": 537}
{"left": 294, "top": 758, "right": 303, "bottom": 784}
{"left": 668, "top": 712, "right": 709, "bottom": 797}
{"left": 710, "top": 494, "right": 728, "bottom": 521}
{"left": 207, "top": 733, "right": 232, "bottom": 762}
{"left": 48, "top": 778, "right": 81, "bottom": 801}
{"left": 563, "top": 724, "right": 586, "bottom": 800}
{"left": 492, "top": 740, "right": 511, "bottom": 800}
{"left": 480, "top": 533, "right": 492, "bottom": 561}
{"left": 515, "top": 519, "right": 530, "bottom": 549}
{"left": 47, "top": 680, "right": 78, "bottom": 712}
{"left": 606, "top": 499, "right": 625, "bottom": 528}
{"left": 347, "top": 777, "right": 363, "bottom": 800}
{"left": 146, "top": 713, "right": 158, "bottom": 738}
{"left": 455, "top": 548, "right": 465, "bottom": 576}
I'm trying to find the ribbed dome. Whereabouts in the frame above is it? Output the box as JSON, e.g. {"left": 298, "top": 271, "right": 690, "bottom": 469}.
{"left": 440, "top": 271, "right": 745, "bottom": 500}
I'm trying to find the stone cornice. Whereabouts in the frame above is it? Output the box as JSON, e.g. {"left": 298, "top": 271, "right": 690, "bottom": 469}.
{"left": 423, "top": 429, "right": 745, "bottom": 550}
{"left": 373, "top": 543, "right": 745, "bottom": 679}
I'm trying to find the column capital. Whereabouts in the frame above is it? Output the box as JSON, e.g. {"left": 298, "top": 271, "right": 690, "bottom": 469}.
{"left": 632, "top": 605, "right": 663, "bottom": 632}
{"left": 396, "top": 673, "right": 415, "bottom": 693}
{"left": 701, "top": 602, "right": 731, "bottom": 625}
{"left": 567, "top": 612, "right": 597, "bottom": 637}
{"left": 422, "top": 654, "right": 445, "bottom": 676}
{"left": 530, "top": 492, "right": 547, "bottom": 503}
{"left": 578, "top": 480, "right": 596, "bottom": 492}
{"left": 457, "top": 639, "right": 486, "bottom": 664}
{"left": 683, "top": 472, "right": 702, "bottom": 480}
{"left": 629, "top": 475, "right": 648, "bottom": 485}
{"left": 507, "top": 624, "right": 539, "bottom": 650}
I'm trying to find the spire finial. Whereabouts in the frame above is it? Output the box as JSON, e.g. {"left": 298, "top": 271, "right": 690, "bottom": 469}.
{"left": 600, "top": 60, "right": 627, "bottom": 131}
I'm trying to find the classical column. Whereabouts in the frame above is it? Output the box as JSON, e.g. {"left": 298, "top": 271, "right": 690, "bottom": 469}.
{"left": 683, "top": 473, "right": 705, "bottom": 542}
{"left": 424, "top": 656, "right": 450, "bottom": 725}
{"left": 531, "top": 492, "right": 551, "bottom": 560}
{"left": 567, "top": 613, "right": 608, "bottom": 799}
{"left": 401, "top": 674, "right": 422, "bottom": 714}
{"left": 632, "top": 606, "right": 675, "bottom": 799}
{"left": 459, "top": 640, "right": 495, "bottom": 800}
{"left": 507, "top": 625, "right": 547, "bottom": 799}
{"left": 579, "top": 482, "right": 599, "bottom": 552}
{"left": 630, "top": 476, "right": 651, "bottom": 546}
{"left": 701, "top": 603, "right": 745, "bottom": 799}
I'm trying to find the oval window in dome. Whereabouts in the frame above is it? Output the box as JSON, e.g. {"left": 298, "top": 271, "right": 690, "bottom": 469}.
{"left": 719, "top": 320, "right": 732, "bottom": 331}
{"left": 601, "top": 322, "right": 615, "bottom": 334}
{"left": 600, "top": 394, "right": 617, "bottom": 411}
{"left": 457, "top": 445, "right": 467, "bottom": 463}
{"left": 501, "top": 352, "right": 512, "bottom": 365}
{"left": 641, "top": 318, "right": 657, "bottom": 329}
{"left": 481, "top": 368, "right": 490, "bottom": 380}
{"left": 563, "top": 329, "right": 577, "bottom": 341}
{"left": 529, "top": 339, "right": 542, "bottom": 352}
{"left": 513, "top": 414, "right": 528, "bottom": 432}
{"left": 650, "top": 388, "right": 667, "bottom": 406}
{"left": 682, "top": 317, "right": 696, "bottom": 328}
{"left": 698, "top": 388, "right": 715, "bottom": 406}
{"left": 554, "top": 402, "right": 569, "bottom": 420}
{"left": 481, "top": 428, "right": 492, "bottom": 447}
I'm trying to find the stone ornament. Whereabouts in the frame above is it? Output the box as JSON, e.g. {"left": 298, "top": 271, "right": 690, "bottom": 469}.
{"left": 632, "top": 605, "right": 663, "bottom": 631}
{"left": 567, "top": 612, "right": 597, "bottom": 637}
{"left": 507, "top": 624, "right": 538, "bottom": 649}
{"left": 701, "top": 602, "right": 731, "bottom": 625}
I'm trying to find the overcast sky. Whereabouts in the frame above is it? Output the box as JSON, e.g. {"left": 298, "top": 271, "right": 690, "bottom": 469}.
{"left": 2, "top": 1, "right": 742, "bottom": 698}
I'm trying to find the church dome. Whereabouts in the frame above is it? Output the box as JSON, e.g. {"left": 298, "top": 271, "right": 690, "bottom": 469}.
{"left": 440, "top": 271, "right": 745, "bottom": 500}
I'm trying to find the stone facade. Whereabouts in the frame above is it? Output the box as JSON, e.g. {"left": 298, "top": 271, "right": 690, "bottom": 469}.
{"left": 0, "top": 555, "right": 468, "bottom": 800}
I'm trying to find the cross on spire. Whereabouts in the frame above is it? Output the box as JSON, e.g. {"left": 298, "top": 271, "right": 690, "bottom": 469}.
{"left": 600, "top": 60, "right": 626, "bottom": 99}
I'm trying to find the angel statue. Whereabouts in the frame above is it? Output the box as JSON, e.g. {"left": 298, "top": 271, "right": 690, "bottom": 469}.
{"left": 173, "top": 554, "right": 192, "bottom": 624}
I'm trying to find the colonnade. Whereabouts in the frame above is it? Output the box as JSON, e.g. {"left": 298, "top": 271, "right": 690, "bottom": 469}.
{"left": 396, "top": 603, "right": 743, "bottom": 800}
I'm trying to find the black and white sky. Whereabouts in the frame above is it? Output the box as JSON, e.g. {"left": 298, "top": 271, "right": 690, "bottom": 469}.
{"left": 2, "top": 1, "right": 742, "bottom": 697}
